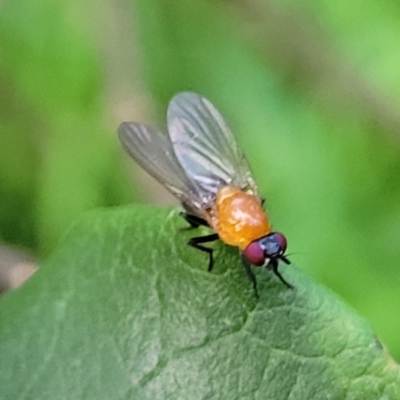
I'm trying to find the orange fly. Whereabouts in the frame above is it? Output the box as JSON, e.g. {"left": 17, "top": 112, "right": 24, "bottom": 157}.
{"left": 118, "top": 92, "right": 292, "bottom": 288}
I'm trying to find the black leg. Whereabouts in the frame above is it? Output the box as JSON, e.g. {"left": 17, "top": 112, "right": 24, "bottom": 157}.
{"left": 240, "top": 254, "right": 259, "bottom": 297}
{"left": 188, "top": 233, "right": 219, "bottom": 271}
{"left": 268, "top": 259, "right": 294, "bottom": 289}
{"left": 180, "top": 212, "right": 209, "bottom": 230}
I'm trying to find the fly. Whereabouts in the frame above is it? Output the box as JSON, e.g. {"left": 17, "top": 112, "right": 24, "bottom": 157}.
{"left": 118, "top": 92, "right": 292, "bottom": 289}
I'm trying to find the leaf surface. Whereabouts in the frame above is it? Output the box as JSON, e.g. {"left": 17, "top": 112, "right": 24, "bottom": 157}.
{"left": 0, "top": 206, "right": 399, "bottom": 399}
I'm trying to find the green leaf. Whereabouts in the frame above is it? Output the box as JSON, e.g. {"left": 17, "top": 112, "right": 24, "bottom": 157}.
{"left": 1, "top": 205, "right": 399, "bottom": 399}
{"left": 0, "top": 0, "right": 134, "bottom": 255}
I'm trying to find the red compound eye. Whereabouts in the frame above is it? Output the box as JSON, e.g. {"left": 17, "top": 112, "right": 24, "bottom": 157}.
{"left": 272, "top": 232, "right": 287, "bottom": 256}
{"left": 243, "top": 241, "right": 265, "bottom": 266}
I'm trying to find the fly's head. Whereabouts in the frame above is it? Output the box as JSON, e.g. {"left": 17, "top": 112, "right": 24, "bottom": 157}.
{"left": 242, "top": 232, "right": 293, "bottom": 289}
{"left": 243, "top": 232, "right": 288, "bottom": 266}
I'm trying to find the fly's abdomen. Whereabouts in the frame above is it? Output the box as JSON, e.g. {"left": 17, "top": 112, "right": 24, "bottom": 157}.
{"left": 213, "top": 186, "right": 271, "bottom": 249}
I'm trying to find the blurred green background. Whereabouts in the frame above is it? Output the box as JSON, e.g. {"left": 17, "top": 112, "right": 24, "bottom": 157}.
{"left": 1, "top": 0, "right": 400, "bottom": 360}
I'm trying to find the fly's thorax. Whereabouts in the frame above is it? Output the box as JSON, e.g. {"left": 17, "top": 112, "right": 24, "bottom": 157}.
{"left": 212, "top": 186, "right": 271, "bottom": 249}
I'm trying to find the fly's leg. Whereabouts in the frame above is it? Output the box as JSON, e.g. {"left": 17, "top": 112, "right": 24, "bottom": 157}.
{"left": 180, "top": 212, "right": 209, "bottom": 230}
{"left": 240, "top": 254, "right": 259, "bottom": 297}
{"left": 188, "top": 233, "right": 219, "bottom": 271}
{"left": 268, "top": 259, "right": 294, "bottom": 289}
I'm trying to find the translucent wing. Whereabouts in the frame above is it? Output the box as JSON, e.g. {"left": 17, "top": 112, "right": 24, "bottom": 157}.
{"left": 118, "top": 121, "right": 206, "bottom": 215}
{"left": 167, "top": 92, "right": 258, "bottom": 196}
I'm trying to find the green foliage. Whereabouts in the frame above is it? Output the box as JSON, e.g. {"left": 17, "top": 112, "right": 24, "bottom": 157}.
{"left": 1, "top": 206, "right": 399, "bottom": 399}
{"left": 0, "top": 0, "right": 133, "bottom": 255}
{"left": 0, "top": 0, "right": 400, "bottom": 392}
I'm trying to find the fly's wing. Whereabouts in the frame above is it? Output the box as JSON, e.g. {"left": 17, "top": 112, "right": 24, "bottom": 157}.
{"left": 167, "top": 92, "right": 258, "bottom": 200}
{"left": 118, "top": 121, "right": 207, "bottom": 216}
